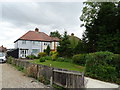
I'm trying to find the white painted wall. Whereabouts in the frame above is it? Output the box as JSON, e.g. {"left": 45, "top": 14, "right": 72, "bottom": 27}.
{"left": 14, "top": 40, "right": 59, "bottom": 58}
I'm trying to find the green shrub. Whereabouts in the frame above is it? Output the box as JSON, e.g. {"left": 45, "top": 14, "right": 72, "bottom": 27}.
{"left": 51, "top": 53, "right": 58, "bottom": 61}
{"left": 50, "top": 51, "right": 57, "bottom": 56}
{"left": 111, "top": 54, "right": 120, "bottom": 77}
{"left": 57, "top": 57, "right": 65, "bottom": 62}
{"left": 44, "top": 56, "right": 52, "bottom": 60}
{"left": 72, "top": 54, "right": 86, "bottom": 65}
{"left": 38, "top": 52, "right": 46, "bottom": 58}
{"left": 85, "top": 51, "right": 117, "bottom": 82}
{"left": 44, "top": 45, "right": 50, "bottom": 55}
{"left": 26, "top": 55, "right": 37, "bottom": 59}
{"left": 55, "top": 57, "right": 72, "bottom": 62}
{"left": 50, "top": 51, "right": 58, "bottom": 61}
{"left": 7, "top": 56, "right": 14, "bottom": 64}
{"left": 39, "top": 57, "right": 46, "bottom": 62}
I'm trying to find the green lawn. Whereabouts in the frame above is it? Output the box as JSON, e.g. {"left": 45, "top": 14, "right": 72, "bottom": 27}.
{"left": 30, "top": 59, "right": 85, "bottom": 72}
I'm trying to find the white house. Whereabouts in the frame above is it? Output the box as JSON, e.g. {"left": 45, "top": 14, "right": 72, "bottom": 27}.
{"left": 14, "top": 28, "right": 59, "bottom": 58}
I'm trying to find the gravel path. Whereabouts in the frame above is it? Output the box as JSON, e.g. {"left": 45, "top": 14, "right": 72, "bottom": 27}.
{"left": 0, "top": 63, "right": 48, "bottom": 88}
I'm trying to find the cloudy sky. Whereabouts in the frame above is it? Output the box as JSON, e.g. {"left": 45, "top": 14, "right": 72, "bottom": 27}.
{"left": 0, "top": 1, "right": 85, "bottom": 49}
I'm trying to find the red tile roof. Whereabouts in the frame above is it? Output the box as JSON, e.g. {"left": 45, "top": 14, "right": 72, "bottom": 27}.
{"left": 0, "top": 45, "right": 7, "bottom": 52}
{"left": 14, "top": 30, "right": 59, "bottom": 43}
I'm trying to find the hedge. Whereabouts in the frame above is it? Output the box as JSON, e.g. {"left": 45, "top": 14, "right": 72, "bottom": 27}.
{"left": 72, "top": 54, "right": 86, "bottom": 66}
{"left": 85, "top": 51, "right": 119, "bottom": 83}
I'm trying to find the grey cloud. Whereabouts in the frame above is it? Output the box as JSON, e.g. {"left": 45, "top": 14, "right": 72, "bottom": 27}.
{"left": 2, "top": 2, "right": 83, "bottom": 28}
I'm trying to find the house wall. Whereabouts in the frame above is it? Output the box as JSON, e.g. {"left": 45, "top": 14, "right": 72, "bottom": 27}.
{"left": 51, "top": 42, "right": 59, "bottom": 51}
{"left": 14, "top": 40, "right": 58, "bottom": 58}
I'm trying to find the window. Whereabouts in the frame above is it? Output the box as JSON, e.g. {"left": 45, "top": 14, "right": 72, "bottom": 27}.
{"left": 33, "top": 41, "right": 39, "bottom": 45}
{"left": 22, "top": 41, "right": 26, "bottom": 44}
{"left": 44, "top": 42, "right": 50, "bottom": 46}
{"left": 32, "top": 49, "right": 39, "bottom": 54}
{"left": 57, "top": 42, "right": 59, "bottom": 46}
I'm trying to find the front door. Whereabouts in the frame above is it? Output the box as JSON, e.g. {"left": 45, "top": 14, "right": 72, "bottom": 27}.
{"left": 20, "top": 49, "right": 28, "bottom": 58}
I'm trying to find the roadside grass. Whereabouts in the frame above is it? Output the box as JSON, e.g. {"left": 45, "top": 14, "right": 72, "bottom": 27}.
{"left": 30, "top": 59, "right": 85, "bottom": 72}
{"left": 12, "top": 64, "right": 25, "bottom": 72}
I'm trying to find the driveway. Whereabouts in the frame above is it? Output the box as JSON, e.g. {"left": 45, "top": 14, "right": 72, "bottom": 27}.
{"left": 85, "top": 77, "right": 119, "bottom": 88}
{"left": 0, "top": 63, "right": 48, "bottom": 88}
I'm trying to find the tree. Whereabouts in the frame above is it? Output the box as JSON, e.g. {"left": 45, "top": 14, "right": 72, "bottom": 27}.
{"left": 74, "top": 40, "right": 87, "bottom": 54}
{"left": 50, "top": 30, "right": 61, "bottom": 39}
{"left": 80, "top": 2, "right": 120, "bottom": 54}
{"left": 57, "top": 31, "right": 72, "bottom": 57}
{"left": 44, "top": 45, "right": 50, "bottom": 55}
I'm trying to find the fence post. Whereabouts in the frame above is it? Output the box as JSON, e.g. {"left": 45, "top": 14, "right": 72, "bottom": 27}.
{"left": 50, "top": 68, "right": 54, "bottom": 86}
{"left": 50, "top": 76, "right": 53, "bottom": 86}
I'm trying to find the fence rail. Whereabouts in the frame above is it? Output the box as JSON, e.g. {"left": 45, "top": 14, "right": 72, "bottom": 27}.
{"left": 10, "top": 59, "right": 85, "bottom": 88}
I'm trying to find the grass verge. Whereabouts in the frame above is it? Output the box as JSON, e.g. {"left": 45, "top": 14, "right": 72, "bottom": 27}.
{"left": 30, "top": 59, "right": 85, "bottom": 72}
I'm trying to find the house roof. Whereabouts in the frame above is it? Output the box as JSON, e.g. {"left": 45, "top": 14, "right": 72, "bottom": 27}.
{"left": 68, "top": 33, "right": 81, "bottom": 41}
{"left": 0, "top": 45, "right": 7, "bottom": 52}
{"left": 14, "top": 29, "right": 60, "bottom": 43}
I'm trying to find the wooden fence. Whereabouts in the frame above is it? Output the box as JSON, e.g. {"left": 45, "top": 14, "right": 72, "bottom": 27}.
{"left": 10, "top": 59, "right": 85, "bottom": 88}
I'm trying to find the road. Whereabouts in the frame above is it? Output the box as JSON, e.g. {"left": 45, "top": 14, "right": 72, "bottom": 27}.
{"left": 0, "top": 63, "right": 119, "bottom": 89}
{"left": 0, "top": 63, "right": 48, "bottom": 88}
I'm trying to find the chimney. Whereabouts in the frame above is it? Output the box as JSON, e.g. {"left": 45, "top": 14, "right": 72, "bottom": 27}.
{"left": 35, "top": 28, "right": 39, "bottom": 32}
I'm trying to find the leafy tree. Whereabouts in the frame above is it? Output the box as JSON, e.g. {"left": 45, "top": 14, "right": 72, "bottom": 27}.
{"left": 44, "top": 45, "right": 50, "bottom": 55}
{"left": 74, "top": 40, "right": 87, "bottom": 54}
{"left": 80, "top": 2, "right": 120, "bottom": 54}
{"left": 50, "top": 30, "right": 61, "bottom": 39}
{"left": 57, "top": 31, "right": 72, "bottom": 57}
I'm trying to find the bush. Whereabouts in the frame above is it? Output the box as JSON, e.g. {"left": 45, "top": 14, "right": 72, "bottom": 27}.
{"left": 44, "top": 45, "right": 50, "bottom": 55}
{"left": 72, "top": 54, "right": 86, "bottom": 65}
{"left": 57, "top": 57, "right": 65, "bottom": 62}
{"left": 51, "top": 53, "right": 58, "bottom": 61}
{"left": 111, "top": 54, "right": 120, "bottom": 77}
{"left": 39, "top": 57, "right": 46, "bottom": 62}
{"left": 44, "top": 56, "right": 52, "bottom": 60}
{"left": 26, "top": 55, "right": 37, "bottom": 59}
{"left": 50, "top": 51, "right": 57, "bottom": 56}
{"left": 56, "top": 57, "right": 72, "bottom": 62}
{"left": 85, "top": 51, "right": 118, "bottom": 82}
{"left": 50, "top": 51, "right": 58, "bottom": 61}
{"left": 38, "top": 52, "right": 46, "bottom": 58}
{"left": 7, "top": 56, "right": 14, "bottom": 64}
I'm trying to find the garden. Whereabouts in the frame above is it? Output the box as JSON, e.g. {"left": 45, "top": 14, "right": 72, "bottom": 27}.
{"left": 25, "top": 29, "right": 120, "bottom": 85}
{"left": 27, "top": 51, "right": 120, "bottom": 85}
{"left": 27, "top": 50, "right": 120, "bottom": 85}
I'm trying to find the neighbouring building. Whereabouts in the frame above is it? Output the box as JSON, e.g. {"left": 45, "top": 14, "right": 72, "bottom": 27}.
{"left": 68, "top": 33, "right": 81, "bottom": 49}
{"left": 14, "top": 28, "right": 59, "bottom": 58}
{"left": 0, "top": 45, "right": 7, "bottom": 57}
